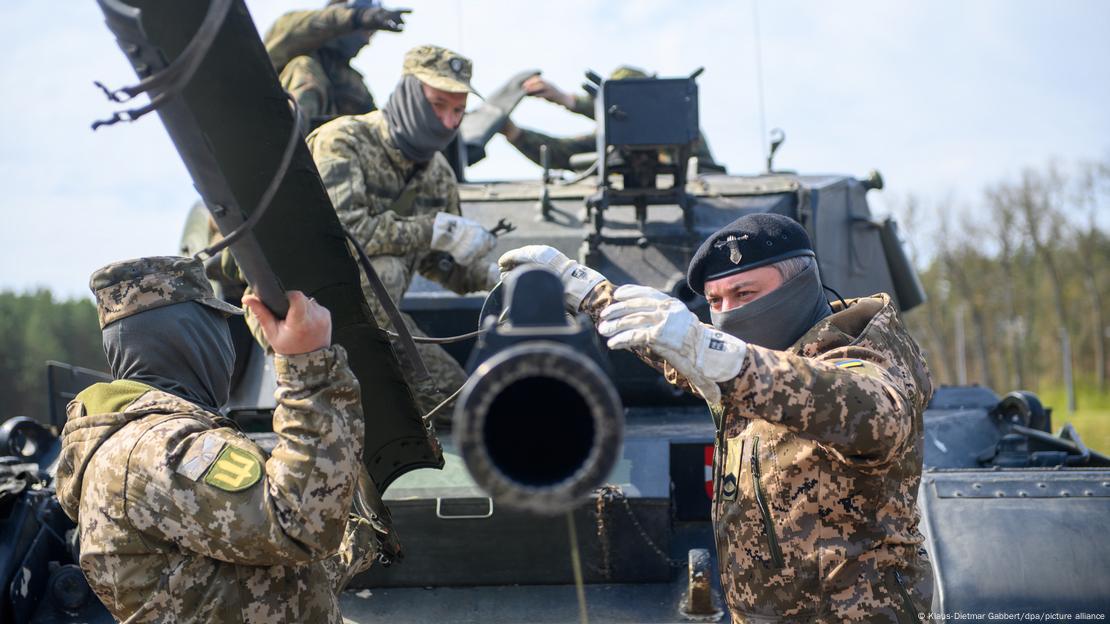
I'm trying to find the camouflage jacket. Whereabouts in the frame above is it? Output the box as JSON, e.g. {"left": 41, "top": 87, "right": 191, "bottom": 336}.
{"left": 264, "top": 5, "right": 376, "bottom": 123}
{"left": 55, "top": 346, "right": 376, "bottom": 623}
{"left": 582, "top": 285, "right": 934, "bottom": 623}
{"left": 307, "top": 110, "right": 495, "bottom": 305}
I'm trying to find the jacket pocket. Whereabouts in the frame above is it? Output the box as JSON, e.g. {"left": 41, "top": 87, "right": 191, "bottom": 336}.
{"left": 750, "top": 436, "right": 784, "bottom": 569}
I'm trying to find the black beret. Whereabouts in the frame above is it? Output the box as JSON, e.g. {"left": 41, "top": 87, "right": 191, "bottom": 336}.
{"left": 687, "top": 213, "right": 814, "bottom": 295}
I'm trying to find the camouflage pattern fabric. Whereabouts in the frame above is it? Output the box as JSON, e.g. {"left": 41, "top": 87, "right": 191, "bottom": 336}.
{"left": 264, "top": 5, "right": 376, "bottom": 122}
{"left": 90, "top": 256, "right": 242, "bottom": 328}
{"left": 582, "top": 283, "right": 934, "bottom": 623}
{"left": 360, "top": 255, "right": 468, "bottom": 417}
{"left": 54, "top": 346, "right": 376, "bottom": 623}
{"left": 308, "top": 111, "right": 493, "bottom": 415}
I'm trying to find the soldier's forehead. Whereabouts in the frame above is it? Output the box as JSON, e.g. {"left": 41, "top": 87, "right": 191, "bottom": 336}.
{"left": 705, "top": 267, "right": 778, "bottom": 293}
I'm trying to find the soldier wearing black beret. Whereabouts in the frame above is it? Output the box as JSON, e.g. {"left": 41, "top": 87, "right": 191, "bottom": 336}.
{"left": 499, "top": 212, "right": 936, "bottom": 622}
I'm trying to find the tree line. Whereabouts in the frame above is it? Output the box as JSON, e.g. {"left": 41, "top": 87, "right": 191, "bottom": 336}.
{"left": 897, "top": 157, "right": 1109, "bottom": 411}
{"left": 0, "top": 290, "right": 104, "bottom": 421}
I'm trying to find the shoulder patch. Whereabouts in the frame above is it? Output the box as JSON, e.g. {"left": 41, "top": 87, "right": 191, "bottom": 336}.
{"left": 834, "top": 359, "right": 865, "bottom": 369}
{"left": 203, "top": 445, "right": 262, "bottom": 492}
{"left": 177, "top": 435, "right": 226, "bottom": 481}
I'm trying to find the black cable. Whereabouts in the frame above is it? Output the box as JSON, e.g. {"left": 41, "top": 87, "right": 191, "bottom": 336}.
{"left": 823, "top": 284, "right": 848, "bottom": 309}
{"left": 92, "top": 0, "right": 234, "bottom": 130}
{"left": 194, "top": 92, "right": 302, "bottom": 261}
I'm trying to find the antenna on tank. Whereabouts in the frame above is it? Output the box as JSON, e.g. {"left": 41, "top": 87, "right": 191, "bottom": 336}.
{"left": 456, "top": 0, "right": 464, "bottom": 50}
{"left": 752, "top": 0, "right": 769, "bottom": 166}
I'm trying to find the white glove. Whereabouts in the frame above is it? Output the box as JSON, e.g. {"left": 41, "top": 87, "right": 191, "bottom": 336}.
{"left": 485, "top": 261, "right": 500, "bottom": 290}
{"left": 598, "top": 285, "right": 747, "bottom": 405}
{"left": 430, "top": 212, "right": 496, "bottom": 266}
{"left": 498, "top": 245, "right": 606, "bottom": 312}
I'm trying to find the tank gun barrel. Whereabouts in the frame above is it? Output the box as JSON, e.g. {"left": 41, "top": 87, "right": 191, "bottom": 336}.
{"left": 454, "top": 268, "right": 623, "bottom": 515}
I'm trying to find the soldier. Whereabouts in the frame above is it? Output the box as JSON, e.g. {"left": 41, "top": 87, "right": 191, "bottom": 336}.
{"left": 265, "top": 0, "right": 412, "bottom": 128}
{"left": 499, "top": 213, "right": 935, "bottom": 622}
{"left": 54, "top": 256, "right": 386, "bottom": 623}
{"left": 499, "top": 66, "right": 725, "bottom": 173}
{"left": 307, "top": 44, "right": 495, "bottom": 418}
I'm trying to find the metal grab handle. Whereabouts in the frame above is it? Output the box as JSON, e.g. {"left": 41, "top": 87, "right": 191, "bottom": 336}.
{"left": 435, "top": 497, "right": 494, "bottom": 520}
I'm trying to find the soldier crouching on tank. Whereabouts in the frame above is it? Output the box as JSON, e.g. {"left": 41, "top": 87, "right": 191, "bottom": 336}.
{"left": 500, "top": 213, "right": 935, "bottom": 623}
{"left": 54, "top": 257, "right": 384, "bottom": 623}
{"left": 307, "top": 45, "right": 498, "bottom": 420}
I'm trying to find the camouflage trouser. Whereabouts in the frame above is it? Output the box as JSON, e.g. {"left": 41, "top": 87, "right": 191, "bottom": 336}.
{"left": 362, "top": 255, "right": 467, "bottom": 422}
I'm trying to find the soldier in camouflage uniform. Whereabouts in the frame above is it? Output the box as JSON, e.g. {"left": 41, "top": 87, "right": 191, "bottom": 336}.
{"left": 500, "top": 213, "right": 934, "bottom": 623}
{"left": 307, "top": 45, "right": 496, "bottom": 418}
{"left": 55, "top": 256, "right": 387, "bottom": 623}
{"left": 499, "top": 66, "right": 724, "bottom": 172}
{"left": 264, "top": 0, "right": 411, "bottom": 129}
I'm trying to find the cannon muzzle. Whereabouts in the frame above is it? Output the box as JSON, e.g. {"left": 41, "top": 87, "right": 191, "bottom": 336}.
{"left": 455, "top": 268, "right": 623, "bottom": 515}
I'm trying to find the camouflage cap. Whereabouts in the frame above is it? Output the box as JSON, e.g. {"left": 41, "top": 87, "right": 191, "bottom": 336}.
{"left": 89, "top": 256, "right": 243, "bottom": 328}
{"left": 402, "top": 44, "right": 479, "bottom": 96}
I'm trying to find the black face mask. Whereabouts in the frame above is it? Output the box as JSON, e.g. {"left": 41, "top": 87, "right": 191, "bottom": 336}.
{"left": 381, "top": 75, "right": 459, "bottom": 163}
{"left": 103, "top": 302, "right": 235, "bottom": 413}
{"left": 709, "top": 261, "right": 832, "bottom": 351}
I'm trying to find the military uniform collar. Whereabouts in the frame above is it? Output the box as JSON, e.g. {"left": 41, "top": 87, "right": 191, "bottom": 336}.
{"left": 124, "top": 387, "right": 238, "bottom": 429}
{"left": 789, "top": 293, "right": 892, "bottom": 358}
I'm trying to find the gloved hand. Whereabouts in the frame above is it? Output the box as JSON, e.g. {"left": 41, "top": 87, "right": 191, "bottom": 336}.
{"left": 498, "top": 245, "right": 605, "bottom": 312}
{"left": 430, "top": 212, "right": 496, "bottom": 267}
{"left": 598, "top": 285, "right": 746, "bottom": 404}
{"left": 485, "top": 261, "right": 501, "bottom": 290}
{"left": 356, "top": 6, "right": 411, "bottom": 32}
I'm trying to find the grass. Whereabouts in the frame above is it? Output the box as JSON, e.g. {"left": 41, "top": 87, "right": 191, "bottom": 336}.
{"left": 1037, "top": 384, "right": 1110, "bottom": 454}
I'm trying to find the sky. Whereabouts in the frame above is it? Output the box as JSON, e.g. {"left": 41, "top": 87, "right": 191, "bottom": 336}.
{"left": 1, "top": 0, "right": 1107, "bottom": 298}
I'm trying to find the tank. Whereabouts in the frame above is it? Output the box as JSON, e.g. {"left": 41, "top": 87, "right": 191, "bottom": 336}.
{"left": 2, "top": 2, "right": 1108, "bottom": 622}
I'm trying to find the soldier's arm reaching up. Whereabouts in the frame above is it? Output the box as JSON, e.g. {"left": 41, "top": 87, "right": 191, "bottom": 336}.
{"left": 264, "top": 5, "right": 380, "bottom": 73}
{"left": 124, "top": 292, "right": 365, "bottom": 566}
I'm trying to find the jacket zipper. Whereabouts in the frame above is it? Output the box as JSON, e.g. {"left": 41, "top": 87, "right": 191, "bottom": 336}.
{"left": 891, "top": 569, "right": 918, "bottom": 624}
{"left": 710, "top": 427, "right": 725, "bottom": 566}
{"left": 750, "top": 436, "right": 784, "bottom": 569}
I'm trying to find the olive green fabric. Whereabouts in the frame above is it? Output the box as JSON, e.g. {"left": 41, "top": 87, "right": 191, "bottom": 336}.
{"left": 73, "top": 379, "right": 155, "bottom": 417}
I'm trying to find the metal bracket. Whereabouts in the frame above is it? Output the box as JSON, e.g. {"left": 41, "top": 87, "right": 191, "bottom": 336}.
{"left": 933, "top": 475, "right": 1110, "bottom": 499}
{"left": 435, "top": 497, "right": 495, "bottom": 520}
